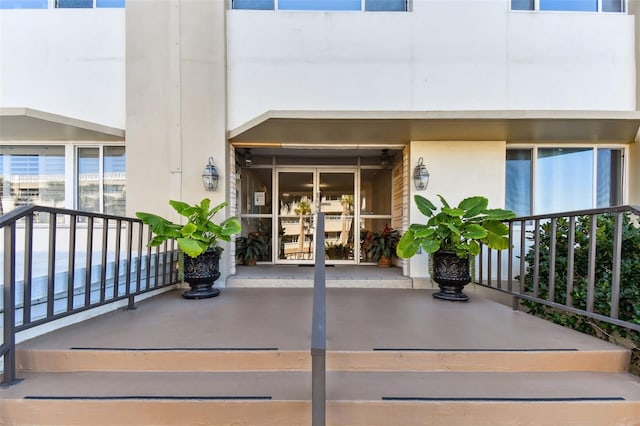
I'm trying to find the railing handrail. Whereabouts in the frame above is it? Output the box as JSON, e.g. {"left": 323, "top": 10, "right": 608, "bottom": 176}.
{"left": 311, "top": 212, "right": 326, "bottom": 426}
{"left": 0, "top": 204, "right": 144, "bottom": 228}
{"left": 508, "top": 204, "right": 640, "bottom": 222}
{"left": 1, "top": 204, "right": 179, "bottom": 387}
{"left": 477, "top": 204, "right": 640, "bottom": 334}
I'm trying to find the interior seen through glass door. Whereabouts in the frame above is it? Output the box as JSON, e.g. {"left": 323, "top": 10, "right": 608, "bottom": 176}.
{"left": 319, "top": 172, "right": 355, "bottom": 261}
{"left": 278, "top": 171, "right": 315, "bottom": 261}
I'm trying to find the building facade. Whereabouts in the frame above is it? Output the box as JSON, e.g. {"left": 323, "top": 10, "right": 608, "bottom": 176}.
{"left": 1, "top": 0, "right": 639, "bottom": 284}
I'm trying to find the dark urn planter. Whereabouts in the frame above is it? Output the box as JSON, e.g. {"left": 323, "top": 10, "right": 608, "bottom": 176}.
{"left": 182, "top": 249, "right": 221, "bottom": 299}
{"left": 432, "top": 251, "right": 471, "bottom": 302}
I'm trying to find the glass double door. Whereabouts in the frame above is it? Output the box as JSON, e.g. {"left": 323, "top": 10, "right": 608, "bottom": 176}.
{"left": 277, "top": 169, "right": 355, "bottom": 264}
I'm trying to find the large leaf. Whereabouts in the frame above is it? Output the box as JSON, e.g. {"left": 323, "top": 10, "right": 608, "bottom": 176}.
{"left": 436, "top": 194, "right": 451, "bottom": 209}
{"left": 177, "top": 238, "right": 208, "bottom": 258}
{"left": 420, "top": 239, "right": 441, "bottom": 254}
{"left": 484, "top": 208, "right": 517, "bottom": 221}
{"left": 463, "top": 223, "right": 488, "bottom": 240}
{"left": 181, "top": 222, "right": 198, "bottom": 238}
{"left": 414, "top": 195, "right": 437, "bottom": 217}
{"left": 482, "top": 220, "right": 511, "bottom": 250}
{"left": 442, "top": 207, "right": 464, "bottom": 217}
{"left": 169, "top": 200, "right": 191, "bottom": 216}
{"left": 220, "top": 216, "right": 242, "bottom": 236}
{"left": 396, "top": 230, "right": 420, "bottom": 258}
{"left": 483, "top": 220, "right": 510, "bottom": 237}
{"left": 459, "top": 196, "right": 488, "bottom": 218}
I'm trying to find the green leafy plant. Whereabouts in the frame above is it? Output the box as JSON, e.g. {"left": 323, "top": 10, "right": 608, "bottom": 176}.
{"left": 136, "top": 198, "right": 241, "bottom": 258}
{"left": 367, "top": 225, "right": 401, "bottom": 261}
{"left": 520, "top": 213, "right": 640, "bottom": 375}
{"left": 236, "top": 232, "right": 269, "bottom": 264}
{"left": 396, "top": 194, "right": 516, "bottom": 259}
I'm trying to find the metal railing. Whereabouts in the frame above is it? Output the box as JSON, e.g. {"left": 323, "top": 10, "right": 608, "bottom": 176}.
{"left": 476, "top": 205, "right": 640, "bottom": 333}
{"left": 1, "top": 205, "right": 180, "bottom": 387}
{"left": 311, "top": 212, "right": 326, "bottom": 426}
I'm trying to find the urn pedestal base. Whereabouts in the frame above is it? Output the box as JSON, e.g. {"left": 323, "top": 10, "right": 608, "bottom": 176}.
{"left": 432, "top": 251, "right": 471, "bottom": 302}
{"left": 182, "top": 249, "right": 221, "bottom": 300}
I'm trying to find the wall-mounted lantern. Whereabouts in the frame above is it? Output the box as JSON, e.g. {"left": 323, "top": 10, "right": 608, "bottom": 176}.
{"left": 202, "top": 157, "right": 219, "bottom": 192}
{"left": 413, "top": 157, "right": 430, "bottom": 191}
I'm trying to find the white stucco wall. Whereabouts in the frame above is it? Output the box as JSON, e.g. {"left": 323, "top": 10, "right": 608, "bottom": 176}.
{"left": 406, "top": 140, "right": 507, "bottom": 279}
{"left": 227, "top": 0, "right": 636, "bottom": 129}
{"left": 125, "top": 0, "right": 234, "bottom": 282}
{"left": 0, "top": 9, "right": 125, "bottom": 128}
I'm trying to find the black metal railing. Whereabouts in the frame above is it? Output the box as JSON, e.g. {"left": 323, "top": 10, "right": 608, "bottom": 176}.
{"left": 1, "top": 205, "right": 180, "bottom": 387}
{"left": 476, "top": 205, "right": 640, "bottom": 333}
{"left": 311, "top": 212, "right": 326, "bottom": 426}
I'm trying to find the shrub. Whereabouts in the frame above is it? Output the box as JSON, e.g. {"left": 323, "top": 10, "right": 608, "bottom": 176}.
{"left": 520, "top": 213, "right": 640, "bottom": 375}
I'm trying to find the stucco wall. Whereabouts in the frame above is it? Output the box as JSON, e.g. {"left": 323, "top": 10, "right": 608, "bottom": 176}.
{"left": 405, "top": 140, "right": 507, "bottom": 279}
{"left": 126, "top": 0, "right": 233, "bottom": 280}
{"left": 0, "top": 9, "right": 125, "bottom": 128}
{"left": 226, "top": 0, "right": 636, "bottom": 129}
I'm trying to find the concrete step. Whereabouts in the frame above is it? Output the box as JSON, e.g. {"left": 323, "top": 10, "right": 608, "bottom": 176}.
{"left": 1, "top": 370, "right": 639, "bottom": 425}
{"left": 15, "top": 347, "right": 631, "bottom": 373}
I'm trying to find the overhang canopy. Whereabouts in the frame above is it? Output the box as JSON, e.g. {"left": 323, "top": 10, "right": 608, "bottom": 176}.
{"left": 0, "top": 107, "right": 125, "bottom": 141}
{"left": 229, "top": 110, "right": 640, "bottom": 146}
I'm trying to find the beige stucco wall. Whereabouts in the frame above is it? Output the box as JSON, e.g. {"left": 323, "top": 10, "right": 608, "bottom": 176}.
{"left": 126, "top": 0, "right": 233, "bottom": 280}
{"left": 405, "top": 140, "right": 507, "bottom": 280}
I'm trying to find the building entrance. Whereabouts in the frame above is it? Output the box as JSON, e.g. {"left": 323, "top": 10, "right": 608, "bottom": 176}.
{"left": 277, "top": 169, "right": 355, "bottom": 264}
{"left": 236, "top": 150, "right": 399, "bottom": 265}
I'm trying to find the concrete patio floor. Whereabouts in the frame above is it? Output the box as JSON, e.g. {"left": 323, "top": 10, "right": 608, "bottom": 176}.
{"left": 13, "top": 286, "right": 626, "bottom": 354}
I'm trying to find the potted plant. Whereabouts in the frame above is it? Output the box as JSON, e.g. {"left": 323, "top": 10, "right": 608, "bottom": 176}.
{"left": 396, "top": 194, "right": 515, "bottom": 301}
{"left": 136, "top": 198, "right": 241, "bottom": 299}
{"left": 236, "top": 232, "right": 269, "bottom": 265}
{"left": 367, "top": 225, "right": 401, "bottom": 267}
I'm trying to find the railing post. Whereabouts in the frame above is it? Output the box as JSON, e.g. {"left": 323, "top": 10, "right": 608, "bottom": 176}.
{"left": 311, "top": 212, "right": 326, "bottom": 426}
{"left": 2, "top": 221, "right": 18, "bottom": 386}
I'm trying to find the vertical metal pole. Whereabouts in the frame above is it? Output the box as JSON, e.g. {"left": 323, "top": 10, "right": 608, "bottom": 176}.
{"left": 610, "top": 213, "right": 623, "bottom": 319}
{"left": 47, "top": 213, "right": 57, "bottom": 318}
{"left": 566, "top": 216, "right": 576, "bottom": 308}
{"left": 548, "top": 217, "right": 557, "bottom": 303}
{"left": 586, "top": 214, "right": 598, "bottom": 313}
{"left": 311, "top": 212, "right": 326, "bottom": 426}
{"left": 67, "top": 215, "right": 77, "bottom": 312}
{"left": 2, "top": 222, "right": 17, "bottom": 386}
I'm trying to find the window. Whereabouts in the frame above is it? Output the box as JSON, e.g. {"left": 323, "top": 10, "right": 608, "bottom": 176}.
{"left": 0, "top": 146, "right": 65, "bottom": 218}
{"left": 232, "top": 0, "right": 407, "bottom": 11}
{"left": 0, "top": 0, "right": 124, "bottom": 8}
{"left": 77, "top": 146, "right": 126, "bottom": 215}
{"left": 506, "top": 146, "right": 624, "bottom": 216}
{"left": 0, "top": 144, "right": 125, "bottom": 217}
{"left": 511, "top": 0, "right": 625, "bottom": 12}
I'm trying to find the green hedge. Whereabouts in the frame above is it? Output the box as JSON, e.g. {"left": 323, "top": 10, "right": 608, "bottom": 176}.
{"left": 520, "top": 213, "right": 640, "bottom": 374}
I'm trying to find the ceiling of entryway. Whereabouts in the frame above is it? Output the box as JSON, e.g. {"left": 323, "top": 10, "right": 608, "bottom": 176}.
{"left": 229, "top": 110, "right": 640, "bottom": 145}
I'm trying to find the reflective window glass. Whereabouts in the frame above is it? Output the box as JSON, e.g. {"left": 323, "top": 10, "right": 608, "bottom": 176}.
{"left": 365, "top": 0, "right": 405, "bottom": 11}
{"left": 536, "top": 148, "right": 594, "bottom": 214}
{"left": 279, "top": 0, "right": 360, "bottom": 10}
{"left": 596, "top": 148, "right": 623, "bottom": 207}
{"left": 511, "top": 0, "right": 534, "bottom": 10}
{"left": 539, "top": 0, "right": 597, "bottom": 11}
{"left": 0, "top": 146, "right": 65, "bottom": 218}
{"left": 506, "top": 149, "right": 532, "bottom": 217}
{"left": 104, "top": 146, "right": 126, "bottom": 215}
{"left": 78, "top": 148, "right": 100, "bottom": 213}
{"left": 57, "top": 0, "right": 93, "bottom": 7}
{"left": 0, "top": 0, "right": 47, "bottom": 8}
{"left": 233, "top": 0, "right": 274, "bottom": 10}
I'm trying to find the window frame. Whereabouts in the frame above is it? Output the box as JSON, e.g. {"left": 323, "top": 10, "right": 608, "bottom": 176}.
{"left": 231, "top": 0, "right": 409, "bottom": 12}
{"left": 506, "top": 144, "right": 628, "bottom": 216}
{"left": 510, "top": 0, "right": 627, "bottom": 13}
